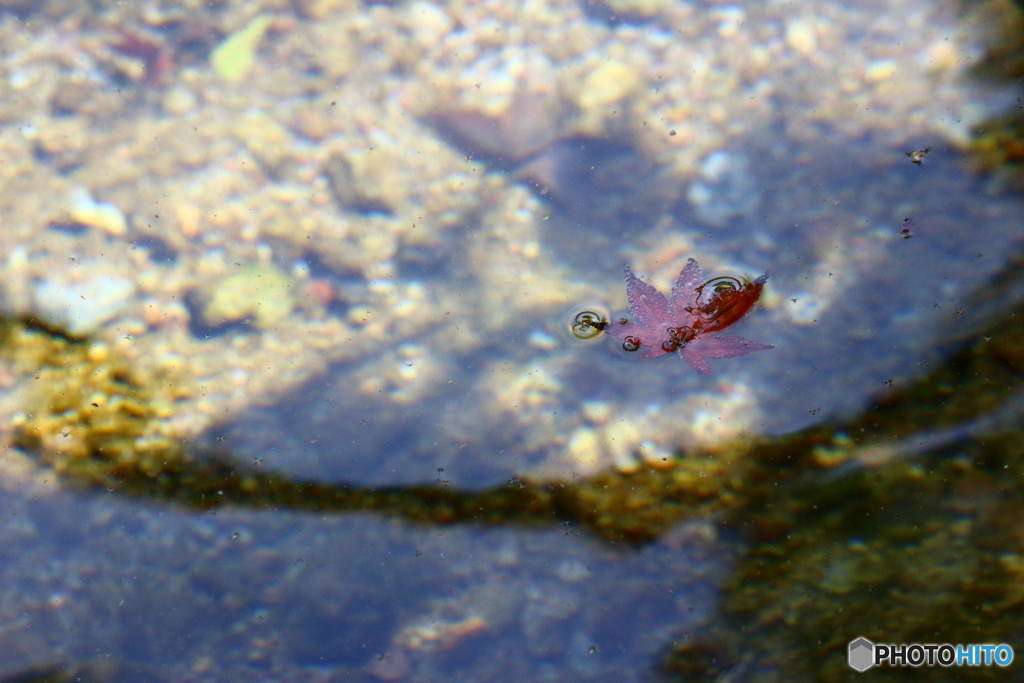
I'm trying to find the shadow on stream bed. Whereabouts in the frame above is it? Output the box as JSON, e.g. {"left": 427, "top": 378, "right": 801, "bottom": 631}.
{"left": 6, "top": 250, "right": 1024, "bottom": 681}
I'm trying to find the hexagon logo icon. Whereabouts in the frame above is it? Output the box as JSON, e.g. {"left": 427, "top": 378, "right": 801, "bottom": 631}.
{"left": 849, "top": 637, "right": 874, "bottom": 672}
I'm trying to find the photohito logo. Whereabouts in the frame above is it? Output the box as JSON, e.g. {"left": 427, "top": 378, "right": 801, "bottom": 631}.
{"left": 848, "top": 637, "right": 1014, "bottom": 671}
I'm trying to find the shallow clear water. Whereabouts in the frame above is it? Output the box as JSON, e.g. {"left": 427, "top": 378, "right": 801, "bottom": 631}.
{"left": 0, "top": 0, "right": 1023, "bottom": 681}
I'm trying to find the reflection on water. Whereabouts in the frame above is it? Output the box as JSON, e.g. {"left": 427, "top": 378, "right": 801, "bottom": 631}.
{"left": 0, "top": 0, "right": 1023, "bottom": 680}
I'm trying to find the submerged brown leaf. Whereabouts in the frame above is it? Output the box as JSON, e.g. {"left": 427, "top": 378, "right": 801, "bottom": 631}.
{"left": 428, "top": 88, "right": 562, "bottom": 166}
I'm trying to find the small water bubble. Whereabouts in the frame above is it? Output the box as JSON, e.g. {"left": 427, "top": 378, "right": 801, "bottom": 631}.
{"left": 622, "top": 336, "right": 641, "bottom": 352}
{"left": 708, "top": 276, "right": 740, "bottom": 292}
{"left": 571, "top": 310, "right": 607, "bottom": 340}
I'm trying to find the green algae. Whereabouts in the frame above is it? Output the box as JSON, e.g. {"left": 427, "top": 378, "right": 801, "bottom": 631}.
{"left": 1, "top": 312, "right": 755, "bottom": 543}
{"left": 660, "top": 263, "right": 1024, "bottom": 680}
{"left": 3, "top": 318, "right": 185, "bottom": 483}
{"left": 968, "top": 1, "right": 1024, "bottom": 187}
{"left": 0, "top": 661, "right": 148, "bottom": 683}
